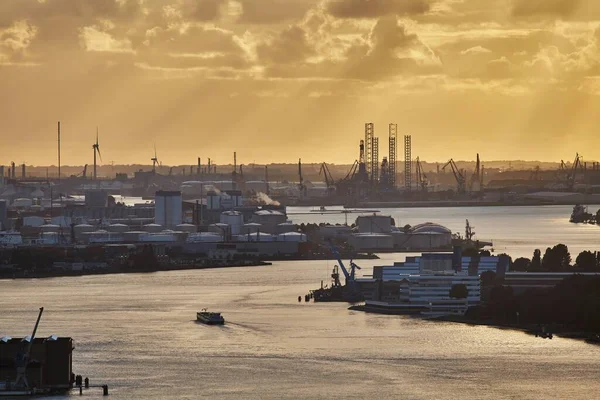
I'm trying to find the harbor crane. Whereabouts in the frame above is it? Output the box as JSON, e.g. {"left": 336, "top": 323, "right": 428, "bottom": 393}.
{"left": 415, "top": 157, "right": 428, "bottom": 191}
{"left": 13, "top": 307, "right": 44, "bottom": 391}
{"left": 327, "top": 240, "right": 361, "bottom": 294}
{"left": 319, "top": 162, "right": 335, "bottom": 192}
{"left": 442, "top": 159, "right": 466, "bottom": 193}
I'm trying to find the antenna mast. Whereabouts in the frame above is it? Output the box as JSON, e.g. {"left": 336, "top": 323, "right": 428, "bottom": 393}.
{"left": 57, "top": 121, "right": 61, "bottom": 182}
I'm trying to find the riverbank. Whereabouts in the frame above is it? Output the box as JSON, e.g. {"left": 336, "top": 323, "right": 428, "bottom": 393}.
{"left": 428, "top": 315, "right": 600, "bottom": 345}
{"left": 352, "top": 200, "right": 600, "bottom": 208}
{"left": 0, "top": 260, "right": 272, "bottom": 280}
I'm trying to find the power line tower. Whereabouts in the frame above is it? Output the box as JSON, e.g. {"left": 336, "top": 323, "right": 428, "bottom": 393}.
{"left": 389, "top": 123, "right": 397, "bottom": 187}
{"left": 365, "top": 123, "right": 374, "bottom": 180}
{"left": 404, "top": 135, "right": 412, "bottom": 191}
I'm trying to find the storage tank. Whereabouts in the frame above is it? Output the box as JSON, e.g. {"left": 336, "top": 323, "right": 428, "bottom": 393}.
{"left": 319, "top": 225, "right": 352, "bottom": 240}
{"left": 186, "top": 232, "right": 223, "bottom": 243}
{"left": 277, "top": 232, "right": 307, "bottom": 242}
{"left": 143, "top": 223, "right": 163, "bottom": 233}
{"left": 13, "top": 198, "right": 33, "bottom": 208}
{"left": 40, "top": 224, "right": 60, "bottom": 233}
{"left": 220, "top": 211, "right": 243, "bottom": 235}
{"left": 276, "top": 222, "right": 297, "bottom": 234}
{"left": 123, "top": 231, "right": 145, "bottom": 242}
{"left": 207, "top": 191, "right": 221, "bottom": 210}
{"left": 40, "top": 232, "right": 60, "bottom": 244}
{"left": 236, "top": 232, "right": 274, "bottom": 242}
{"left": 241, "top": 223, "right": 262, "bottom": 234}
{"left": 23, "top": 216, "right": 44, "bottom": 227}
{"left": 356, "top": 215, "right": 393, "bottom": 234}
{"left": 349, "top": 233, "right": 394, "bottom": 251}
{"left": 209, "top": 223, "right": 229, "bottom": 234}
{"left": 108, "top": 223, "right": 129, "bottom": 233}
{"left": 176, "top": 223, "right": 197, "bottom": 233}
{"left": 139, "top": 233, "right": 177, "bottom": 242}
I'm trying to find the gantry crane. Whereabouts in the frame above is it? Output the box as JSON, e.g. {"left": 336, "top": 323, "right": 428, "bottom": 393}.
{"left": 319, "top": 162, "right": 335, "bottom": 192}
{"left": 415, "top": 157, "right": 428, "bottom": 192}
{"left": 442, "top": 158, "right": 466, "bottom": 193}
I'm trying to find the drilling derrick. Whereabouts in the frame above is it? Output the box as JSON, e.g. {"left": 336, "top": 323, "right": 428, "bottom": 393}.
{"left": 389, "top": 124, "right": 397, "bottom": 188}
{"left": 365, "top": 123, "right": 374, "bottom": 180}
{"left": 372, "top": 136, "right": 379, "bottom": 183}
{"left": 404, "top": 135, "right": 412, "bottom": 191}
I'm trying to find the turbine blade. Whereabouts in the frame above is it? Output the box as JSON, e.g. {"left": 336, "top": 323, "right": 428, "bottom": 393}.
{"left": 97, "top": 147, "right": 103, "bottom": 162}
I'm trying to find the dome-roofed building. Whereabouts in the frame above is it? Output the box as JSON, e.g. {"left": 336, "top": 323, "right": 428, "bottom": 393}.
{"left": 410, "top": 223, "right": 452, "bottom": 235}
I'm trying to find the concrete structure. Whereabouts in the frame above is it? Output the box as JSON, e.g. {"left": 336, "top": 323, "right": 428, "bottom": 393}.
{"left": 154, "top": 191, "right": 182, "bottom": 229}
{"left": 0, "top": 199, "right": 7, "bottom": 230}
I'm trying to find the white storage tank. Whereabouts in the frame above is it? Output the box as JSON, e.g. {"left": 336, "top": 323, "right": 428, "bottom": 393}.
{"left": 220, "top": 211, "right": 243, "bottom": 235}
{"left": 108, "top": 223, "right": 129, "bottom": 233}
{"left": 209, "top": 223, "right": 229, "bottom": 234}
{"left": 241, "top": 223, "right": 262, "bottom": 234}
{"left": 276, "top": 222, "right": 297, "bottom": 234}
{"left": 40, "top": 224, "right": 60, "bottom": 233}
{"left": 176, "top": 223, "right": 197, "bottom": 233}
{"left": 252, "top": 210, "right": 287, "bottom": 225}
{"left": 186, "top": 232, "right": 223, "bottom": 243}
{"left": 319, "top": 225, "right": 353, "bottom": 239}
{"left": 277, "top": 232, "right": 307, "bottom": 242}
{"left": 143, "top": 223, "right": 163, "bottom": 233}
{"left": 13, "top": 198, "right": 33, "bottom": 208}
{"left": 139, "top": 233, "right": 177, "bottom": 242}
{"left": 349, "top": 233, "right": 394, "bottom": 251}
{"left": 356, "top": 215, "right": 393, "bottom": 234}
{"left": 123, "top": 231, "right": 145, "bottom": 242}
{"left": 236, "top": 232, "right": 274, "bottom": 242}
{"left": 23, "top": 216, "right": 45, "bottom": 227}
{"left": 40, "top": 232, "right": 60, "bottom": 244}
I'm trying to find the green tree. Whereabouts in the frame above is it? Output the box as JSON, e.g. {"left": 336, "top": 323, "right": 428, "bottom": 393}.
{"left": 531, "top": 249, "right": 542, "bottom": 271}
{"left": 450, "top": 283, "right": 469, "bottom": 299}
{"left": 480, "top": 270, "right": 497, "bottom": 287}
{"left": 512, "top": 257, "right": 531, "bottom": 272}
{"left": 576, "top": 251, "right": 597, "bottom": 271}
{"left": 542, "top": 244, "right": 571, "bottom": 271}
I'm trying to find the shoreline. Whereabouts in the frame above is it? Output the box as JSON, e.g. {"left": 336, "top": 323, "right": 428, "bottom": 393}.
{"left": 0, "top": 260, "right": 272, "bottom": 280}
{"left": 349, "top": 305, "right": 600, "bottom": 345}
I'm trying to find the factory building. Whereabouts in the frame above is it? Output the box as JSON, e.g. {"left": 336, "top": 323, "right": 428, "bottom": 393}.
{"left": 154, "top": 191, "right": 182, "bottom": 229}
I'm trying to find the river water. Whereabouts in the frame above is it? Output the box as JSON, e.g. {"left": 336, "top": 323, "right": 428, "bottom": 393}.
{"left": 1, "top": 261, "right": 600, "bottom": 399}
{"left": 2, "top": 205, "right": 600, "bottom": 398}
{"left": 289, "top": 204, "right": 600, "bottom": 259}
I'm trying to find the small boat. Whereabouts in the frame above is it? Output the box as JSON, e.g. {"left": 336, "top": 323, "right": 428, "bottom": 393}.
{"left": 196, "top": 309, "right": 225, "bottom": 325}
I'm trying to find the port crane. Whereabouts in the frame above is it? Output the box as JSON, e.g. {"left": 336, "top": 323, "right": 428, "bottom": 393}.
{"left": 415, "top": 157, "right": 428, "bottom": 191}
{"left": 151, "top": 145, "right": 159, "bottom": 174}
{"left": 442, "top": 159, "right": 466, "bottom": 193}
{"left": 327, "top": 241, "right": 361, "bottom": 295}
{"left": 13, "top": 307, "right": 44, "bottom": 391}
{"left": 319, "top": 162, "right": 335, "bottom": 192}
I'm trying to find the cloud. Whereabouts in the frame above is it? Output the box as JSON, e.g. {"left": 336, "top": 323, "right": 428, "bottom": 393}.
{"left": 80, "top": 25, "right": 134, "bottom": 53}
{"left": 461, "top": 46, "right": 492, "bottom": 55}
{"left": 326, "top": 0, "right": 431, "bottom": 19}
{"left": 238, "top": 0, "right": 318, "bottom": 24}
{"left": 257, "top": 25, "right": 314, "bottom": 64}
{"left": 511, "top": 0, "right": 580, "bottom": 18}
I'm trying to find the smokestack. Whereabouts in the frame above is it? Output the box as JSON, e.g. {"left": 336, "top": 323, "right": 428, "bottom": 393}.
{"left": 58, "top": 121, "right": 61, "bottom": 181}
{"left": 21, "top": 164, "right": 25, "bottom": 179}
{"left": 11, "top": 162, "right": 15, "bottom": 179}
{"left": 197, "top": 157, "right": 201, "bottom": 175}
{"left": 208, "top": 158, "right": 211, "bottom": 174}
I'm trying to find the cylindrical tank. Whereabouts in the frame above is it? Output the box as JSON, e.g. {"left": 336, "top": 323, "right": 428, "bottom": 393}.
{"left": 220, "top": 211, "right": 243, "bottom": 235}
{"left": 241, "top": 223, "right": 262, "bottom": 234}
{"left": 23, "top": 216, "right": 45, "bottom": 227}
{"left": 108, "top": 223, "right": 129, "bottom": 233}
{"left": 123, "top": 231, "right": 145, "bottom": 242}
{"left": 186, "top": 232, "right": 223, "bottom": 243}
{"left": 277, "top": 232, "right": 307, "bottom": 242}
{"left": 176, "top": 223, "right": 197, "bottom": 233}
{"left": 276, "top": 222, "right": 296, "bottom": 234}
{"left": 143, "top": 223, "right": 163, "bottom": 233}
{"left": 356, "top": 215, "right": 393, "bottom": 233}
{"left": 349, "top": 233, "right": 394, "bottom": 250}
{"left": 209, "top": 223, "right": 229, "bottom": 234}
{"left": 13, "top": 198, "right": 33, "bottom": 208}
{"left": 40, "top": 224, "right": 60, "bottom": 233}
{"left": 236, "top": 232, "right": 274, "bottom": 242}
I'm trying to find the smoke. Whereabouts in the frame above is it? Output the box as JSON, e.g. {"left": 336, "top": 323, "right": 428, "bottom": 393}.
{"left": 256, "top": 192, "right": 280, "bottom": 206}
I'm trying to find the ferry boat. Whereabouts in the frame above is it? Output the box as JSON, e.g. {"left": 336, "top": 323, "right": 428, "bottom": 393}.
{"left": 196, "top": 309, "right": 225, "bottom": 325}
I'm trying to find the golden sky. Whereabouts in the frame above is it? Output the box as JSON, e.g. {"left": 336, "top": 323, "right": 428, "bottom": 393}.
{"left": 2, "top": 0, "right": 600, "bottom": 166}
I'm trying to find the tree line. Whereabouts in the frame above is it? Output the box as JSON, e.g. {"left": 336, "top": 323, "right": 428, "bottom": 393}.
{"left": 510, "top": 244, "right": 600, "bottom": 272}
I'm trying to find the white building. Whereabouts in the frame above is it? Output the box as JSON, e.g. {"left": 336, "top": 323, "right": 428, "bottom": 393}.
{"left": 155, "top": 191, "right": 182, "bottom": 229}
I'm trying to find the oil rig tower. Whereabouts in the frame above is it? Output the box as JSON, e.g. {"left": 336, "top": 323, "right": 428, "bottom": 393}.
{"left": 404, "top": 134, "right": 412, "bottom": 191}
{"left": 364, "top": 123, "right": 379, "bottom": 184}
{"left": 389, "top": 123, "right": 397, "bottom": 188}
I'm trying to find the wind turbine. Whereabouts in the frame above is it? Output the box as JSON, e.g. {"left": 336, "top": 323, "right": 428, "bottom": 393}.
{"left": 93, "top": 128, "right": 102, "bottom": 180}
{"left": 151, "top": 145, "right": 159, "bottom": 174}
